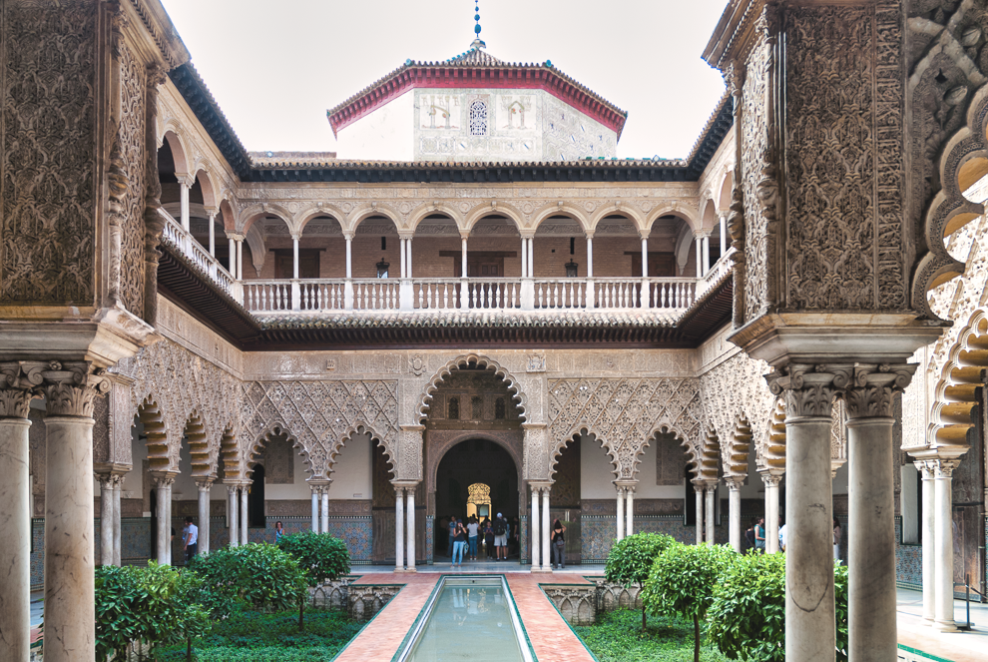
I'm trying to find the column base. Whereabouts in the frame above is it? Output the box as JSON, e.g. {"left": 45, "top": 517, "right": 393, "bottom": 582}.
{"left": 934, "top": 619, "right": 957, "bottom": 632}
{"left": 403, "top": 567, "right": 417, "bottom": 573}
{"left": 531, "top": 567, "right": 553, "bottom": 574}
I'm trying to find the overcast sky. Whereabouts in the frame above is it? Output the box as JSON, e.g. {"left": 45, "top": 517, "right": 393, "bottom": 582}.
{"left": 160, "top": 0, "right": 728, "bottom": 159}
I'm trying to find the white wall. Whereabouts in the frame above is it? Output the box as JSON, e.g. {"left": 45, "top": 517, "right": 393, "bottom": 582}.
{"left": 579, "top": 433, "right": 685, "bottom": 500}
{"left": 336, "top": 90, "right": 415, "bottom": 161}
{"left": 327, "top": 433, "right": 373, "bottom": 499}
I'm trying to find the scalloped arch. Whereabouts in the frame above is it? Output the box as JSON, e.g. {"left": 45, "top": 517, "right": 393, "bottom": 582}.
{"left": 930, "top": 306, "right": 988, "bottom": 447}
{"left": 417, "top": 354, "right": 528, "bottom": 423}
{"left": 245, "top": 424, "right": 314, "bottom": 481}
{"left": 332, "top": 422, "right": 397, "bottom": 481}
{"left": 549, "top": 428, "right": 620, "bottom": 481}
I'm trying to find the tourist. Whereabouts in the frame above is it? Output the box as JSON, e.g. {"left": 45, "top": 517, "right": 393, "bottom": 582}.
{"left": 493, "top": 512, "right": 508, "bottom": 561}
{"left": 744, "top": 517, "right": 757, "bottom": 553}
{"left": 182, "top": 516, "right": 198, "bottom": 562}
{"left": 511, "top": 516, "right": 520, "bottom": 555}
{"left": 467, "top": 516, "right": 480, "bottom": 561}
{"left": 483, "top": 518, "right": 495, "bottom": 559}
{"left": 755, "top": 517, "right": 766, "bottom": 553}
{"left": 833, "top": 516, "right": 841, "bottom": 561}
{"left": 779, "top": 517, "right": 787, "bottom": 552}
{"left": 452, "top": 521, "right": 468, "bottom": 566}
{"left": 447, "top": 516, "right": 457, "bottom": 557}
{"left": 274, "top": 520, "right": 285, "bottom": 542}
{"left": 551, "top": 519, "right": 566, "bottom": 569}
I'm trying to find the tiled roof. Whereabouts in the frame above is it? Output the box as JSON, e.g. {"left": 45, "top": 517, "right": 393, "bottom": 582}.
{"left": 446, "top": 47, "right": 505, "bottom": 66}
{"left": 255, "top": 309, "right": 681, "bottom": 330}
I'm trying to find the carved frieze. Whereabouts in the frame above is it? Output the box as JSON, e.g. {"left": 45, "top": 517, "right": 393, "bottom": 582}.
{"left": 115, "top": 42, "right": 147, "bottom": 317}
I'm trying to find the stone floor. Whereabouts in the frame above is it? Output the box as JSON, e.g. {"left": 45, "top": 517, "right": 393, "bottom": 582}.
{"left": 896, "top": 587, "right": 988, "bottom": 662}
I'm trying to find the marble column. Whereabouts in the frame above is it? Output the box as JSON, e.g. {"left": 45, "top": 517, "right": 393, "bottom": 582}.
{"left": 321, "top": 488, "right": 330, "bottom": 535}
{"left": 530, "top": 487, "right": 541, "bottom": 570}
{"left": 694, "top": 486, "right": 704, "bottom": 543}
{"left": 933, "top": 458, "right": 961, "bottom": 632}
{"left": 292, "top": 235, "right": 300, "bottom": 279}
{"left": 719, "top": 214, "right": 727, "bottom": 254}
{"left": 208, "top": 212, "right": 217, "bottom": 256}
{"left": 845, "top": 365, "right": 914, "bottom": 661}
{"left": 240, "top": 485, "right": 249, "bottom": 545}
{"left": 770, "top": 367, "right": 841, "bottom": 662}
{"left": 153, "top": 474, "right": 175, "bottom": 563}
{"left": 228, "top": 238, "right": 236, "bottom": 275}
{"left": 97, "top": 475, "right": 114, "bottom": 566}
{"left": 0, "top": 381, "right": 36, "bottom": 662}
{"left": 345, "top": 236, "right": 353, "bottom": 278}
{"left": 626, "top": 485, "right": 635, "bottom": 537}
{"left": 178, "top": 175, "right": 192, "bottom": 231}
{"left": 586, "top": 236, "right": 594, "bottom": 277}
{"left": 399, "top": 238, "right": 407, "bottom": 278}
{"left": 761, "top": 471, "right": 782, "bottom": 554}
{"left": 704, "top": 484, "right": 716, "bottom": 544}
{"left": 462, "top": 236, "right": 469, "bottom": 277}
{"left": 112, "top": 478, "right": 123, "bottom": 566}
{"left": 541, "top": 487, "right": 551, "bottom": 571}
{"left": 41, "top": 364, "right": 110, "bottom": 662}
{"left": 701, "top": 234, "right": 711, "bottom": 275}
{"left": 311, "top": 486, "right": 320, "bottom": 533}
{"left": 395, "top": 486, "right": 405, "bottom": 571}
{"left": 615, "top": 485, "right": 625, "bottom": 542}
{"left": 640, "top": 237, "right": 648, "bottom": 277}
{"left": 406, "top": 486, "right": 416, "bottom": 572}
{"left": 914, "top": 460, "right": 936, "bottom": 624}
{"left": 227, "top": 485, "right": 239, "bottom": 547}
{"left": 695, "top": 236, "right": 703, "bottom": 278}
{"left": 726, "top": 476, "right": 744, "bottom": 553}
{"left": 196, "top": 480, "right": 212, "bottom": 555}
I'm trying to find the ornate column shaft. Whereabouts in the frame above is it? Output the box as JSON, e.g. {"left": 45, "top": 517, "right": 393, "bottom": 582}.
{"left": 760, "top": 471, "right": 783, "bottom": 554}
{"left": 769, "top": 365, "right": 845, "bottom": 662}
{"left": 530, "top": 486, "right": 540, "bottom": 570}
{"left": 615, "top": 485, "right": 625, "bottom": 542}
{"left": 726, "top": 476, "right": 745, "bottom": 553}
{"left": 226, "top": 485, "right": 239, "bottom": 547}
{"left": 0, "top": 365, "right": 40, "bottom": 662}
{"left": 41, "top": 363, "right": 111, "bottom": 662}
{"left": 914, "top": 461, "right": 936, "bottom": 624}
{"left": 844, "top": 364, "right": 914, "bottom": 661}
{"left": 406, "top": 485, "right": 417, "bottom": 572}
{"left": 177, "top": 174, "right": 193, "bottom": 232}
{"left": 395, "top": 486, "right": 405, "bottom": 571}
{"left": 196, "top": 480, "right": 213, "bottom": 555}
{"left": 143, "top": 66, "right": 168, "bottom": 325}
{"left": 704, "top": 484, "right": 716, "bottom": 544}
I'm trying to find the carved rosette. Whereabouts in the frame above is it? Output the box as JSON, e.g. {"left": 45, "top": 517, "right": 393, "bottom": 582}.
{"left": 41, "top": 362, "right": 112, "bottom": 418}
{"left": 843, "top": 364, "right": 916, "bottom": 420}
{"left": 766, "top": 364, "right": 853, "bottom": 419}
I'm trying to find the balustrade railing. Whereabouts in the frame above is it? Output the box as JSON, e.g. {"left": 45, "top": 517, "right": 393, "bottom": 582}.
{"left": 414, "top": 279, "right": 461, "bottom": 310}
{"left": 534, "top": 279, "right": 587, "bottom": 309}
{"left": 467, "top": 279, "right": 522, "bottom": 309}
{"left": 353, "top": 279, "right": 400, "bottom": 310}
{"left": 159, "top": 208, "right": 236, "bottom": 296}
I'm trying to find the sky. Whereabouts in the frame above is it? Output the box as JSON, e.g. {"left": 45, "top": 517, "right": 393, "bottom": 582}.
{"left": 159, "top": 0, "right": 728, "bottom": 160}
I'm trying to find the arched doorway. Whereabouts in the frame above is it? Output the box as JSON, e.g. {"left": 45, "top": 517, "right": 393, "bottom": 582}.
{"left": 434, "top": 439, "right": 519, "bottom": 559}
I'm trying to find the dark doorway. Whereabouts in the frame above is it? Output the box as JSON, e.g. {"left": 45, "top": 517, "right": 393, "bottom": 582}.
{"left": 149, "top": 489, "right": 159, "bottom": 561}
{"left": 630, "top": 251, "right": 677, "bottom": 277}
{"left": 435, "top": 439, "right": 519, "bottom": 557}
{"left": 248, "top": 465, "right": 266, "bottom": 528}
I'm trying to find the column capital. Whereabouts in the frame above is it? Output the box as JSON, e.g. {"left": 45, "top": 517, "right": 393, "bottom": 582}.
{"left": 0, "top": 361, "right": 45, "bottom": 418}
{"left": 151, "top": 472, "right": 177, "bottom": 489}
{"left": 913, "top": 459, "right": 936, "bottom": 479}
{"left": 529, "top": 481, "right": 552, "bottom": 493}
{"left": 195, "top": 478, "right": 215, "bottom": 492}
{"left": 95, "top": 472, "right": 125, "bottom": 489}
{"left": 843, "top": 363, "right": 916, "bottom": 419}
{"left": 459, "top": 230, "right": 471, "bottom": 241}
{"left": 585, "top": 231, "right": 595, "bottom": 240}
{"left": 94, "top": 463, "right": 130, "bottom": 479}
{"left": 343, "top": 231, "right": 355, "bottom": 241}
{"left": 725, "top": 475, "right": 746, "bottom": 490}
{"left": 932, "top": 458, "right": 962, "bottom": 479}
{"left": 759, "top": 469, "right": 784, "bottom": 488}
{"left": 204, "top": 207, "right": 219, "bottom": 218}
{"left": 176, "top": 173, "right": 195, "bottom": 188}
{"left": 767, "top": 363, "right": 853, "bottom": 418}
{"left": 227, "top": 233, "right": 245, "bottom": 242}
{"left": 40, "top": 362, "right": 112, "bottom": 418}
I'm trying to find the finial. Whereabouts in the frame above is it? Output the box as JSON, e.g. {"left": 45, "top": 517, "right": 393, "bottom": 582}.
{"left": 471, "top": 1, "right": 486, "bottom": 49}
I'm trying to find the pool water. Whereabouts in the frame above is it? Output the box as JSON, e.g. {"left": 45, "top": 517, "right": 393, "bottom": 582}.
{"left": 404, "top": 577, "right": 530, "bottom": 662}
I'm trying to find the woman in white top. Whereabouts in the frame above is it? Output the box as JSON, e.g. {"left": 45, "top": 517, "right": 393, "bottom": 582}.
{"left": 467, "top": 517, "right": 480, "bottom": 561}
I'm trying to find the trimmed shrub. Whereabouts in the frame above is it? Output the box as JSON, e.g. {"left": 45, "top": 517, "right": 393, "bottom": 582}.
{"left": 277, "top": 532, "right": 351, "bottom": 630}
{"left": 188, "top": 543, "right": 308, "bottom": 614}
{"left": 604, "top": 532, "right": 676, "bottom": 629}
{"left": 707, "top": 553, "right": 849, "bottom": 661}
{"left": 641, "top": 542, "right": 736, "bottom": 662}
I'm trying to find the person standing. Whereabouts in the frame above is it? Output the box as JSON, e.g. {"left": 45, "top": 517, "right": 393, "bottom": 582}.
{"left": 551, "top": 519, "right": 566, "bottom": 569}
{"left": 493, "top": 513, "right": 508, "bottom": 561}
{"left": 182, "top": 516, "right": 198, "bottom": 562}
{"left": 274, "top": 520, "right": 285, "bottom": 543}
{"left": 447, "top": 516, "right": 457, "bottom": 558}
{"left": 452, "top": 521, "right": 468, "bottom": 567}
{"left": 483, "top": 519, "right": 495, "bottom": 559}
{"left": 833, "top": 516, "right": 841, "bottom": 561}
{"left": 467, "top": 516, "right": 479, "bottom": 561}
{"left": 744, "top": 517, "right": 757, "bottom": 554}
{"left": 779, "top": 517, "right": 787, "bottom": 552}
{"left": 754, "top": 517, "right": 766, "bottom": 553}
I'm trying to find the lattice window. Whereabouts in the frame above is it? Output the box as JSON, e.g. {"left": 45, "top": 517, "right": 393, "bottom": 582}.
{"left": 448, "top": 396, "right": 460, "bottom": 420}
{"left": 472, "top": 396, "right": 483, "bottom": 419}
{"left": 469, "top": 100, "right": 488, "bottom": 136}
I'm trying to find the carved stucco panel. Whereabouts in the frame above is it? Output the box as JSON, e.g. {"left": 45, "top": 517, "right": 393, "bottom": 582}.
{"left": 115, "top": 41, "right": 147, "bottom": 317}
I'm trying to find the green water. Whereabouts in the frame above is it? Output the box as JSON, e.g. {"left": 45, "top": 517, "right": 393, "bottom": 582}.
{"left": 406, "top": 578, "right": 526, "bottom": 662}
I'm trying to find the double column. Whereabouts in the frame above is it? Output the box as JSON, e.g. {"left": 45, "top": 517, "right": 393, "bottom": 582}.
{"left": 725, "top": 476, "right": 745, "bottom": 553}
{"left": 692, "top": 479, "right": 717, "bottom": 543}
{"left": 310, "top": 482, "right": 331, "bottom": 533}
{"left": 393, "top": 483, "right": 418, "bottom": 572}
{"left": 195, "top": 479, "right": 214, "bottom": 555}
{"left": 96, "top": 468, "right": 126, "bottom": 566}
{"left": 529, "top": 483, "right": 552, "bottom": 572}
{"left": 226, "top": 482, "right": 249, "bottom": 547}
{"left": 152, "top": 473, "right": 177, "bottom": 564}
{"left": 614, "top": 481, "right": 636, "bottom": 541}
{"left": 760, "top": 470, "right": 783, "bottom": 554}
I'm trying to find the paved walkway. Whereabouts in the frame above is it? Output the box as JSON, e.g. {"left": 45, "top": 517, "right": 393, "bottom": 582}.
{"left": 335, "top": 570, "right": 597, "bottom": 662}
{"left": 896, "top": 587, "right": 988, "bottom": 662}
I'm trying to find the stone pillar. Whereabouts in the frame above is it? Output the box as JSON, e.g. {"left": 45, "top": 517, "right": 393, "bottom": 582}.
{"left": 640, "top": 237, "right": 648, "bottom": 277}
{"left": 321, "top": 488, "right": 330, "bottom": 535}
{"left": 345, "top": 236, "right": 353, "bottom": 278}
{"left": 615, "top": 485, "right": 625, "bottom": 542}
{"left": 228, "top": 238, "right": 236, "bottom": 275}
{"left": 153, "top": 474, "right": 175, "bottom": 563}
{"left": 914, "top": 460, "right": 935, "bottom": 624}
{"left": 0, "top": 373, "right": 37, "bottom": 662}
{"left": 41, "top": 364, "right": 110, "bottom": 662}
{"left": 196, "top": 480, "right": 212, "bottom": 555}
{"left": 399, "top": 238, "right": 407, "bottom": 278}
{"left": 311, "top": 487, "right": 320, "bottom": 533}
{"left": 178, "top": 175, "right": 192, "bottom": 231}
{"left": 726, "top": 476, "right": 744, "bottom": 553}
{"left": 112, "top": 478, "right": 123, "bottom": 566}
{"left": 701, "top": 234, "right": 711, "bottom": 275}
{"left": 626, "top": 485, "right": 635, "bottom": 537}
{"left": 844, "top": 365, "right": 914, "bottom": 661}
{"left": 406, "top": 236, "right": 413, "bottom": 277}
{"left": 695, "top": 235, "right": 703, "bottom": 278}
{"left": 208, "top": 211, "right": 217, "bottom": 257}
{"left": 395, "top": 486, "right": 405, "bottom": 571}
{"left": 694, "top": 486, "right": 704, "bottom": 543}
{"left": 719, "top": 214, "right": 727, "bottom": 254}
{"left": 406, "top": 486, "right": 416, "bottom": 572}
{"left": 227, "top": 485, "right": 239, "bottom": 547}
{"left": 96, "top": 473, "right": 122, "bottom": 567}
{"left": 541, "top": 486, "right": 551, "bottom": 571}
{"left": 530, "top": 486, "right": 540, "bottom": 570}
{"left": 240, "top": 485, "right": 249, "bottom": 545}
{"left": 527, "top": 237, "right": 535, "bottom": 278}
{"left": 933, "top": 458, "right": 961, "bottom": 632}
{"left": 292, "top": 235, "right": 300, "bottom": 279}
{"left": 462, "top": 236, "right": 469, "bottom": 277}
{"left": 769, "top": 366, "right": 842, "bottom": 662}
{"left": 704, "top": 484, "right": 716, "bottom": 544}
{"left": 761, "top": 471, "right": 783, "bottom": 554}
{"left": 586, "top": 236, "right": 594, "bottom": 278}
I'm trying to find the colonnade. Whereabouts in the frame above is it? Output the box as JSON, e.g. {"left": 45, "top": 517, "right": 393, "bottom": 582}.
{"left": 393, "top": 483, "right": 418, "bottom": 572}
{"left": 225, "top": 483, "right": 249, "bottom": 547}
{"left": 614, "top": 482, "right": 636, "bottom": 541}
{"left": 529, "top": 483, "right": 553, "bottom": 572}
{"left": 310, "top": 483, "right": 331, "bottom": 534}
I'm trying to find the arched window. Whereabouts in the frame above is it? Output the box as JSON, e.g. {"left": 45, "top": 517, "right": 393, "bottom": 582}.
{"left": 469, "top": 100, "right": 488, "bottom": 136}
{"left": 494, "top": 397, "right": 506, "bottom": 420}
{"left": 448, "top": 396, "right": 460, "bottom": 420}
